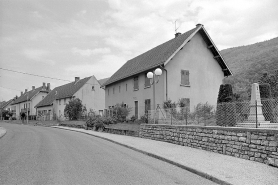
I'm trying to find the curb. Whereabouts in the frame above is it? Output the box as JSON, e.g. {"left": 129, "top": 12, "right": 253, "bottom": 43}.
{"left": 52, "top": 126, "right": 232, "bottom": 185}
{"left": 0, "top": 127, "right": 7, "bottom": 139}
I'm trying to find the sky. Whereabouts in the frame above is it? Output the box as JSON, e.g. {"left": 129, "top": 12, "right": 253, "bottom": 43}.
{"left": 0, "top": 0, "right": 278, "bottom": 101}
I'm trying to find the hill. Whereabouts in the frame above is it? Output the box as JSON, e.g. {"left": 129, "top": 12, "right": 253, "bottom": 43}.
{"left": 221, "top": 37, "right": 278, "bottom": 98}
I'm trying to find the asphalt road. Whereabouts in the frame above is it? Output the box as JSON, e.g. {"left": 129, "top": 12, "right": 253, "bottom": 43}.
{"left": 0, "top": 122, "right": 216, "bottom": 185}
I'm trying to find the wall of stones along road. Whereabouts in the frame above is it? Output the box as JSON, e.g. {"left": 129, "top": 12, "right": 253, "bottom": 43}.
{"left": 139, "top": 124, "right": 278, "bottom": 167}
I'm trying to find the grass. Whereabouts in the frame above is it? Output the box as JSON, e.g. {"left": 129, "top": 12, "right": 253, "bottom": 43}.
{"left": 3, "top": 119, "right": 142, "bottom": 132}
{"left": 106, "top": 122, "right": 141, "bottom": 132}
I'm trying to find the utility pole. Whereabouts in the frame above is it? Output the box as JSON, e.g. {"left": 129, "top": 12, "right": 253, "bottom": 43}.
{"left": 27, "top": 90, "right": 29, "bottom": 124}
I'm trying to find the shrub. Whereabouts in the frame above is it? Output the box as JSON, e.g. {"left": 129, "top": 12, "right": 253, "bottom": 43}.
{"left": 130, "top": 115, "right": 136, "bottom": 122}
{"left": 64, "top": 98, "right": 85, "bottom": 120}
{"left": 163, "top": 99, "right": 176, "bottom": 109}
{"left": 191, "top": 102, "right": 215, "bottom": 125}
{"left": 140, "top": 114, "right": 148, "bottom": 123}
{"left": 110, "top": 103, "right": 131, "bottom": 122}
{"left": 216, "top": 84, "right": 236, "bottom": 126}
{"left": 217, "top": 84, "right": 233, "bottom": 103}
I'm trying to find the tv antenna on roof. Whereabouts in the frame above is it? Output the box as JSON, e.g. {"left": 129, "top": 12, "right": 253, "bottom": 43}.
{"left": 174, "top": 20, "right": 181, "bottom": 33}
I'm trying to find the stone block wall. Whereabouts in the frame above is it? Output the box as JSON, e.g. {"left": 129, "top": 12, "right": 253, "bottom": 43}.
{"left": 139, "top": 124, "right": 278, "bottom": 167}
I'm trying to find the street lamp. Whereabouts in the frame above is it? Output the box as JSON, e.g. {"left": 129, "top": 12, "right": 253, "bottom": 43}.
{"left": 147, "top": 68, "right": 162, "bottom": 111}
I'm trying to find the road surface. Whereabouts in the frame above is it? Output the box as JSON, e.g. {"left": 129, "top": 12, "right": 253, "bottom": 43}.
{"left": 0, "top": 122, "right": 216, "bottom": 185}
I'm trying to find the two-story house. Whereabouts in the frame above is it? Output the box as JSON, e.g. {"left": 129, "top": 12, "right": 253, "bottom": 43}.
{"left": 10, "top": 83, "right": 51, "bottom": 119}
{"left": 35, "top": 76, "right": 108, "bottom": 120}
{"left": 102, "top": 24, "right": 232, "bottom": 119}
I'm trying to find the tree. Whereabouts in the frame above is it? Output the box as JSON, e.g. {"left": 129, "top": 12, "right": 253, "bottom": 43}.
{"left": 64, "top": 98, "right": 85, "bottom": 120}
{"left": 259, "top": 71, "right": 278, "bottom": 98}
{"left": 2, "top": 110, "right": 13, "bottom": 120}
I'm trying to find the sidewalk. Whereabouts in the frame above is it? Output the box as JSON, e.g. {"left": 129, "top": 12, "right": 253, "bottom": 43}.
{"left": 52, "top": 126, "right": 278, "bottom": 185}
{"left": 0, "top": 127, "right": 7, "bottom": 138}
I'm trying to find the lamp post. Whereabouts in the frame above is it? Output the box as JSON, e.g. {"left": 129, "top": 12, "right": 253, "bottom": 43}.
{"left": 147, "top": 68, "right": 162, "bottom": 123}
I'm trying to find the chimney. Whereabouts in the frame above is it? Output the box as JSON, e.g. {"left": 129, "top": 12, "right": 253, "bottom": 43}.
{"left": 196, "top": 23, "right": 203, "bottom": 27}
{"left": 15, "top": 95, "right": 18, "bottom": 99}
{"left": 47, "top": 83, "right": 50, "bottom": 91}
{"left": 43, "top": 82, "right": 46, "bottom": 89}
{"left": 25, "top": 89, "right": 27, "bottom": 93}
{"left": 175, "top": 32, "right": 181, "bottom": 38}
{"left": 21, "top": 91, "right": 23, "bottom": 96}
{"left": 75, "top": 77, "right": 80, "bottom": 82}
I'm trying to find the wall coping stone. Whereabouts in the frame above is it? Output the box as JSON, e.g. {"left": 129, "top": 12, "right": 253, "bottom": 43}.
{"left": 140, "top": 124, "right": 278, "bottom": 134}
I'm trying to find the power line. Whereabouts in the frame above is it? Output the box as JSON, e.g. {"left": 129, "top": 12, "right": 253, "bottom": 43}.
{"left": 0, "top": 67, "right": 71, "bottom": 82}
{"left": 0, "top": 67, "right": 102, "bottom": 86}
{"left": 0, "top": 86, "right": 21, "bottom": 92}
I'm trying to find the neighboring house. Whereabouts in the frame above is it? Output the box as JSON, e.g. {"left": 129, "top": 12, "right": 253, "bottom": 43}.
{"left": 35, "top": 76, "right": 107, "bottom": 120}
{"left": 0, "top": 98, "right": 15, "bottom": 112}
{"left": 0, "top": 99, "right": 15, "bottom": 119}
{"left": 10, "top": 83, "right": 51, "bottom": 119}
{"left": 102, "top": 24, "right": 232, "bottom": 119}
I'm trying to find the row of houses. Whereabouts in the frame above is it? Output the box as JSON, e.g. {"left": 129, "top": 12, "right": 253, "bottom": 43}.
{"left": 1, "top": 24, "right": 232, "bottom": 121}
{"left": 1, "top": 76, "right": 108, "bottom": 120}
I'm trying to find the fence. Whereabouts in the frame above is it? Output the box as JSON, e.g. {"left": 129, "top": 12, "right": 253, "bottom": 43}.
{"left": 147, "top": 99, "right": 278, "bottom": 127}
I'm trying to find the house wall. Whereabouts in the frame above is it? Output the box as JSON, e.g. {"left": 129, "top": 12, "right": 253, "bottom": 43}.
{"left": 105, "top": 32, "right": 225, "bottom": 118}
{"left": 105, "top": 73, "right": 165, "bottom": 119}
{"left": 73, "top": 76, "right": 105, "bottom": 114}
{"left": 53, "top": 76, "right": 105, "bottom": 120}
{"left": 54, "top": 97, "right": 70, "bottom": 119}
{"left": 30, "top": 92, "right": 48, "bottom": 115}
{"left": 165, "top": 32, "right": 224, "bottom": 111}
{"left": 37, "top": 106, "right": 53, "bottom": 115}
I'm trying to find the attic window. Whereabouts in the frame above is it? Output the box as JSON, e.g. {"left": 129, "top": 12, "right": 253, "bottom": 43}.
{"left": 92, "top": 86, "right": 95, "bottom": 91}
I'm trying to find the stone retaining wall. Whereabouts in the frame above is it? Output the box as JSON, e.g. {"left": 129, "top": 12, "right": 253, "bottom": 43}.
{"left": 139, "top": 124, "right": 278, "bottom": 167}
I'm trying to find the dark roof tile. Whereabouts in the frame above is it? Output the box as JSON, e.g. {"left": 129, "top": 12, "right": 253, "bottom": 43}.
{"left": 35, "top": 76, "right": 91, "bottom": 108}
{"left": 104, "top": 27, "right": 198, "bottom": 86}
{"left": 11, "top": 86, "right": 50, "bottom": 105}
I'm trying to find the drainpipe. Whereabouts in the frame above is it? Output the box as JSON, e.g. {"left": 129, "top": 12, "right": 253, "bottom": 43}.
{"left": 160, "top": 65, "right": 168, "bottom": 101}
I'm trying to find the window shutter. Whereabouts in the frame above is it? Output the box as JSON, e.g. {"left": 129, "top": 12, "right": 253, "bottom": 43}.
{"left": 181, "top": 70, "right": 189, "bottom": 85}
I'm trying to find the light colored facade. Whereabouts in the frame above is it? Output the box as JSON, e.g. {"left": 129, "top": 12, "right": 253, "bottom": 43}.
{"left": 104, "top": 24, "right": 232, "bottom": 119}
{"left": 11, "top": 83, "right": 50, "bottom": 119}
{"left": 36, "top": 76, "right": 106, "bottom": 120}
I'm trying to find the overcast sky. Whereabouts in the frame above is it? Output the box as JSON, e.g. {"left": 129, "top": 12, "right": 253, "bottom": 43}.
{"left": 0, "top": 0, "right": 277, "bottom": 101}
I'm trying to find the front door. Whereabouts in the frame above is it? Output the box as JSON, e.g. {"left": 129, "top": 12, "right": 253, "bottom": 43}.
{"left": 135, "top": 101, "right": 138, "bottom": 119}
{"left": 145, "top": 99, "right": 151, "bottom": 114}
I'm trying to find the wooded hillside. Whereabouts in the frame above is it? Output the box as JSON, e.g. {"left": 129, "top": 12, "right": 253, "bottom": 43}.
{"left": 221, "top": 37, "right": 278, "bottom": 98}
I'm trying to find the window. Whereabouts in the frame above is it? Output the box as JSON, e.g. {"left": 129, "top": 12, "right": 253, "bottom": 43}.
{"left": 64, "top": 99, "right": 66, "bottom": 105}
{"left": 181, "top": 70, "right": 190, "bottom": 86}
{"left": 59, "top": 99, "right": 61, "bottom": 105}
{"left": 126, "top": 84, "right": 127, "bottom": 91}
{"left": 92, "top": 86, "right": 95, "bottom": 91}
{"left": 113, "top": 87, "right": 115, "bottom": 94}
{"left": 42, "top": 96, "right": 44, "bottom": 99}
{"left": 119, "top": 86, "right": 121, "bottom": 93}
{"left": 145, "top": 73, "right": 151, "bottom": 88}
{"left": 145, "top": 99, "right": 151, "bottom": 113}
{"left": 134, "top": 76, "right": 139, "bottom": 90}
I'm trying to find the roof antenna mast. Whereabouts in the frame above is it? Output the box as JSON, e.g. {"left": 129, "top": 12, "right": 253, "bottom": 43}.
{"left": 174, "top": 20, "right": 181, "bottom": 33}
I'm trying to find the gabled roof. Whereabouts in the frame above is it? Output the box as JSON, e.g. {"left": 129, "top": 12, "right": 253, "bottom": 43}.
{"left": 103, "top": 24, "right": 232, "bottom": 86}
{"left": 35, "top": 76, "right": 91, "bottom": 108}
{"left": 98, "top": 77, "right": 110, "bottom": 86}
{"left": 11, "top": 86, "right": 50, "bottom": 105}
{"left": 0, "top": 99, "right": 13, "bottom": 109}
